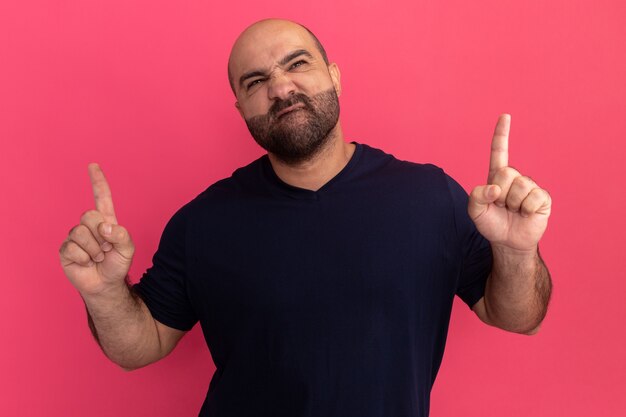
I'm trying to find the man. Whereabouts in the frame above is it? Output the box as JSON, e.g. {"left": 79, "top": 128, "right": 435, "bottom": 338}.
{"left": 59, "top": 18, "right": 552, "bottom": 417}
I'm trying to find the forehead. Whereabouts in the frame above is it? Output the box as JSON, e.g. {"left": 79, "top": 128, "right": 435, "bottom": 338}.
{"left": 229, "top": 22, "right": 320, "bottom": 77}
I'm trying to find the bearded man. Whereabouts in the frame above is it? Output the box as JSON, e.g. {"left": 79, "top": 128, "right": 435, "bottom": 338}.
{"left": 59, "top": 18, "right": 552, "bottom": 417}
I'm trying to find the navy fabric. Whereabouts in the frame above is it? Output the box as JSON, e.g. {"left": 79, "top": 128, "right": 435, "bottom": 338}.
{"left": 134, "top": 143, "right": 492, "bottom": 417}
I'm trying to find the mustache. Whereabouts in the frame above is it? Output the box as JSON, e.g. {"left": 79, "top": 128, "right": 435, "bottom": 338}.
{"left": 269, "top": 93, "right": 312, "bottom": 118}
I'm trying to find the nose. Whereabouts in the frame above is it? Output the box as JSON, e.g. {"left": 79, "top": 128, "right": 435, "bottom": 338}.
{"left": 267, "top": 72, "right": 296, "bottom": 101}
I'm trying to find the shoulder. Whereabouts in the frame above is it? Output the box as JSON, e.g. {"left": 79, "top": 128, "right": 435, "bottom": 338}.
{"left": 198, "top": 156, "right": 267, "bottom": 199}
{"left": 163, "top": 155, "right": 268, "bottom": 227}
{"left": 353, "top": 143, "right": 473, "bottom": 218}
{"left": 356, "top": 142, "right": 450, "bottom": 191}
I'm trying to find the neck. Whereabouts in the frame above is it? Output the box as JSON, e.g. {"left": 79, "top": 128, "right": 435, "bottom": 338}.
{"left": 267, "top": 122, "right": 355, "bottom": 191}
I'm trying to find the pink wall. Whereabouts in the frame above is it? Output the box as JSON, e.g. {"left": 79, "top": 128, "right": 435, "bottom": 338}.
{"left": 1, "top": 0, "right": 625, "bottom": 415}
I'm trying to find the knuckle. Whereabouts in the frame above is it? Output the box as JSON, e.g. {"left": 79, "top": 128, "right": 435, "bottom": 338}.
{"left": 68, "top": 224, "right": 79, "bottom": 236}
{"left": 115, "top": 225, "right": 127, "bottom": 240}
{"left": 540, "top": 189, "right": 552, "bottom": 205}
{"left": 62, "top": 241, "right": 85, "bottom": 261}
{"left": 544, "top": 190, "right": 552, "bottom": 204}
{"left": 80, "top": 209, "right": 102, "bottom": 224}
{"left": 512, "top": 176, "right": 526, "bottom": 187}
{"left": 64, "top": 240, "right": 78, "bottom": 255}
{"left": 521, "top": 176, "right": 535, "bottom": 187}
{"left": 506, "top": 190, "right": 520, "bottom": 203}
{"left": 494, "top": 167, "right": 517, "bottom": 184}
{"left": 531, "top": 187, "right": 545, "bottom": 200}
{"left": 511, "top": 176, "right": 533, "bottom": 193}
{"left": 470, "top": 186, "right": 482, "bottom": 197}
{"left": 59, "top": 240, "right": 70, "bottom": 255}
{"left": 68, "top": 224, "right": 87, "bottom": 240}
{"left": 493, "top": 167, "right": 507, "bottom": 179}
{"left": 502, "top": 166, "right": 519, "bottom": 177}
{"left": 506, "top": 200, "right": 521, "bottom": 211}
{"left": 69, "top": 225, "right": 99, "bottom": 252}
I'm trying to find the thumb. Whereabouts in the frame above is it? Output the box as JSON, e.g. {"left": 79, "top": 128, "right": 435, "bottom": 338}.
{"left": 98, "top": 222, "right": 135, "bottom": 261}
{"left": 468, "top": 184, "right": 501, "bottom": 221}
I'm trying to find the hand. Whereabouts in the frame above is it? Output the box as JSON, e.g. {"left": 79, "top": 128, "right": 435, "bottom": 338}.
{"left": 59, "top": 164, "right": 135, "bottom": 296}
{"left": 468, "top": 114, "right": 552, "bottom": 253}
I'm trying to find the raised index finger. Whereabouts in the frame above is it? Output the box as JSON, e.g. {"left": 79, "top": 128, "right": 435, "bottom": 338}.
{"left": 88, "top": 163, "right": 118, "bottom": 224}
{"left": 488, "top": 113, "right": 511, "bottom": 183}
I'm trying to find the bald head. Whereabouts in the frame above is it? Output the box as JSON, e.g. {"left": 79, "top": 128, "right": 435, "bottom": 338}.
{"left": 227, "top": 19, "right": 329, "bottom": 95}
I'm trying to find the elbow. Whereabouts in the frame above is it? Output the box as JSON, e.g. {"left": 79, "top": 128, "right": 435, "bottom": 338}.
{"left": 490, "top": 322, "right": 542, "bottom": 335}
{"left": 499, "top": 320, "right": 543, "bottom": 336}
{"left": 116, "top": 360, "right": 151, "bottom": 372}
{"left": 119, "top": 363, "right": 142, "bottom": 372}
{"left": 484, "top": 305, "right": 545, "bottom": 335}
{"left": 519, "top": 323, "right": 542, "bottom": 336}
{"left": 474, "top": 297, "right": 544, "bottom": 336}
{"left": 477, "top": 294, "right": 548, "bottom": 336}
{"left": 107, "top": 354, "right": 154, "bottom": 372}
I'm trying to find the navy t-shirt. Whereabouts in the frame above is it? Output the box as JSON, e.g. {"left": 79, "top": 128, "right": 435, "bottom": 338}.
{"left": 134, "top": 143, "right": 492, "bottom": 417}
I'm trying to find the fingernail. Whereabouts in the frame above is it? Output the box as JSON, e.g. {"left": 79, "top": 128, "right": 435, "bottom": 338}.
{"left": 495, "top": 202, "right": 505, "bottom": 208}
{"left": 101, "top": 242, "right": 113, "bottom": 251}
{"left": 94, "top": 253, "right": 105, "bottom": 262}
{"left": 103, "top": 223, "right": 112, "bottom": 236}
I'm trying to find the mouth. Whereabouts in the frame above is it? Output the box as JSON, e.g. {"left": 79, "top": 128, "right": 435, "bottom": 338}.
{"left": 275, "top": 103, "right": 306, "bottom": 118}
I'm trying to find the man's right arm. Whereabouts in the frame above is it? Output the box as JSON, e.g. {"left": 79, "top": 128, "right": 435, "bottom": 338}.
{"left": 83, "top": 279, "right": 186, "bottom": 370}
{"left": 59, "top": 163, "right": 185, "bottom": 370}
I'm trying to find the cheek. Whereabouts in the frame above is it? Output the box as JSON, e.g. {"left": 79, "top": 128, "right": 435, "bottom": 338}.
{"left": 239, "top": 96, "right": 271, "bottom": 119}
{"left": 292, "top": 72, "right": 333, "bottom": 93}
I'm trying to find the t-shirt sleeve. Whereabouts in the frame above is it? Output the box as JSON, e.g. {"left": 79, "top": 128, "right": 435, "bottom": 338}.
{"left": 133, "top": 207, "right": 198, "bottom": 331}
{"left": 445, "top": 174, "right": 493, "bottom": 309}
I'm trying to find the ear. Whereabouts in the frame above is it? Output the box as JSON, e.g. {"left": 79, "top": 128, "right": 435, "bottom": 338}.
{"left": 328, "top": 63, "right": 342, "bottom": 97}
{"left": 235, "top": 101, "right": 244, "bottom": 119}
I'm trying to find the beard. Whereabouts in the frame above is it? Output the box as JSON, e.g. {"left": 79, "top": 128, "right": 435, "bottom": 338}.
{"left": 245, "top": 88, "right": 340, "bottom": 165}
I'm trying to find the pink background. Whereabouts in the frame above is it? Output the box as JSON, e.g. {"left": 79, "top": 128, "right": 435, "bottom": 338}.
{"left": 1, "top": 0, "right": 625, "bottom": 416}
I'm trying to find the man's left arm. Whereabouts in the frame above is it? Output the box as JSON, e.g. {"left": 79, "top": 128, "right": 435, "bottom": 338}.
{"left": 468, "top": 114, "right": 553, "bottom": 335}
{"left": 472, "top": 246, "right": 552, "bottom": 334}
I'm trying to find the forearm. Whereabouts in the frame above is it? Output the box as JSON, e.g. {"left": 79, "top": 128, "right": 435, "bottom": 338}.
{"left": 483, "top": 245, "right": 552, "bottom": 334}
{"left": 82, "top": 279, "right": 162, "bottom": 370}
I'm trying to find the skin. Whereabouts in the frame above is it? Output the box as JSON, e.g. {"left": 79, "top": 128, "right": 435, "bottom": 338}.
{"left": 59, "top": 164, "right": 185, "bottom": 370}
{"left": 229, "top": 19, "right": 355, "bottom": 191}
{"left": 59, "top": 18, "right": 552, "bottom": 371}
{"left": 468, "top": 114, "right": 552, "bottom": 334}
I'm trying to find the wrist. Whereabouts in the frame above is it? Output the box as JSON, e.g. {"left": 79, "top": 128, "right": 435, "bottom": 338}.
{"left": 491, "top": 243, "right": 539, "bottom": 260}
{"left": 490, "top": 244, "right": 540, "bottom": 278}
{"left": 80, "top": 277, "right": 132, "bottom": 305}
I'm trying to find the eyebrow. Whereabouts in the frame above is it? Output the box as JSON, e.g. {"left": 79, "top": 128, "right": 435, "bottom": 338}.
{"left": 238, "top": 49, "right": 314, "bottom": 89}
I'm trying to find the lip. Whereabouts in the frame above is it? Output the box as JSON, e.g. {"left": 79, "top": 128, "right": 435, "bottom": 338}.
{"left": 275, "top": 103, "right": 305, "bottom": 118}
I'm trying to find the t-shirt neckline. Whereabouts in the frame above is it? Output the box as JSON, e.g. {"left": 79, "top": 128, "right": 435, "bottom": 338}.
{"left": 261, "top": 142, "right": 363, "bottom": 200}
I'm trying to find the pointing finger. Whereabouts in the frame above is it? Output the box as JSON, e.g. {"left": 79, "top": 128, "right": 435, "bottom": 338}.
{"left": 88, "top": 163, "right": 118, "bottom": 224}
{"left": 488, "top": 114, "right": 510, "bottom": 184}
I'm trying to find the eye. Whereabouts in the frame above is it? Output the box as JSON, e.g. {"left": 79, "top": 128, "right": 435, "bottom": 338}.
{"left": 246, "top": 79, "right": 264, "bottom": 90}
{"left": 289, "top": 60, "right": 307, "bottom": 70}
